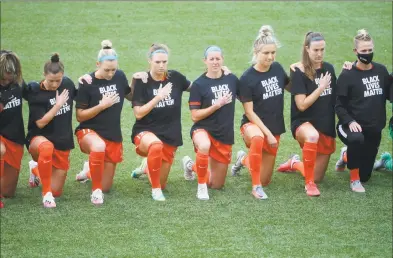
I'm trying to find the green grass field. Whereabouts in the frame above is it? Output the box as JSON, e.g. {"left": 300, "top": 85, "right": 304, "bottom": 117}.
{"left": 1, "top": 1, "right": 392, "bottom": 257}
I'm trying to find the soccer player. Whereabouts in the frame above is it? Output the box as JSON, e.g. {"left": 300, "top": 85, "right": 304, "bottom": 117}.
{"left": 130, "top": 43, "right": 192, "bottom": 201}
{"left": 25, "top": 53, "right": 76, "bottom": 208}
{"left": 74, "top": 40, "right": 132, "bottom": 205}
{"left": 183, "top": 45, "right": 240, "bottom": 200}
{"left": 278, "top": 31, "right": 337, "bottom": 197}
{"left": 0, "top": 50, "right": 25, "bottom": 208}
{"left": 335, "top": 29, "right": 391, "bottom": 191}
{"left": 230, "top": 25, "right": 291, "bottom": 199}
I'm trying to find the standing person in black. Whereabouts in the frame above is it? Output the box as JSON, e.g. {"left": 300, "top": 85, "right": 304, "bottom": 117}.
{"left": 335, "top": 29, "right": 391, "bottom": 192}
{"left": 25, "top": 53, "right": 76, "bottom": 208}
{"left": 131, "top": 43, "right": 191, "bottom": 201}
{"left": 185, "top": 46, "right": 240, "bottom": 201}
{"left": 280, "top": 32, "right": 337, "bottom": 197}
{"left": 74, "top": 40, "right": 132, "bottom": 205}
{"left": 0, "top": 50, "right": 25, "bottom": 208}
{"left": 230, "top": 25, "right": 291, "bottom": 200}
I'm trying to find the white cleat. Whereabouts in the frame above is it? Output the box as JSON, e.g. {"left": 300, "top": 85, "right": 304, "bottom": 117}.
{"left": 42, "top": 192, "right": 56, "bottom": 208}
{"left": 197, "top": 183, "right": 209, "bottom": 200}
{"left": 182, "top": 156, "right": 196, "bottom": 181}
{"left": 28, "top": 160, "right": 40, "bottom": 188}
{"left": 152, "top": 188, "right": 166, "bottom": 201}
{"left": 76, "top": 161, "right": 90, "bottom": 183}
{"left": 231, "top": 150, "right": 246, "bottom": 176}
{"left": 350, "top": 180, "right": 365, "bottom": 193}
{"left": 91, "top": 189, "right": 104, "bottom": 205}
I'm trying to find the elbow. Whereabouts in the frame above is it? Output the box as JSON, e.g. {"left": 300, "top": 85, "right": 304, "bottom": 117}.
{"left": 296, "top": 104, "right": 307, "bottom": 112}
{"left": 76, "top": 114, "right": 85, "bottom": 123}
{"left": 35, "top": 121, "right": 45, "bottom": 129}
{"left": 191, "top": 115, "right": 199, "bottom": 123}
{"left": 134, "top": 112, "right": 144, "bottom": 120}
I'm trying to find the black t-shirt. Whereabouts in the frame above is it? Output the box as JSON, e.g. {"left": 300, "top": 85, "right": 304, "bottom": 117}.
{"left": 25, "top": 77, "right": 76, "bottom": 150}
{"left": 131, "top": 70, "right": 191, "bottom": 146}
{"left": 75, "top": 70, "right": 130, "bottom": 142}
{"left": 0, "top": 81, "right": 25, "bottom": 145}
{"left": 335, "top": 62, "right": 390, "bottom": 132}
{"left": 189, "top": 73, "right": 240, "bottom": 145}
{"left": 239, "top": 62, "right": 289, "bottom": 135}
{"left": 290, "top": 62, "right": 337, "bottom": 138}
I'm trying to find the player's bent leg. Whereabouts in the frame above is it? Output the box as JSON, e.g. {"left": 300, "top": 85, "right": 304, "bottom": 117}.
{"left": 0, "top": 163, "right": 19, "bottom": 198}
{"left": 51, "top": 168, "right": 67, "bottom": 197}
{"left": 192, "top": 130, "right": 211, "bottom": 200}
{"left": 314, "top": 154, "right": 330, "bottom": 183}
{"left": 102, "top": 162, "right": 117, "bottom": 193}
{"left": 260, "top": 151, "right": 276, "bottom": 187}
{"left": 209, "top": 158, "right": 228, "bottom": 190}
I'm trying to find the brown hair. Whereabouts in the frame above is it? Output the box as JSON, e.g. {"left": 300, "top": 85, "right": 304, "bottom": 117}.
{"left": 251, "top": 25, "right": 281, "bottom": 64}
{"left": 44, "top": 53, "right": 64, "bottom": 74}
{"left": 0, "top": 50, "right": 23, "bottom": 85}
{"left": 354, "top": 29, "right": 373, "bottom": 48}
{"left": 147, "top": 43, "right": 170, "bottom": 59}
{"left": 301, "top": 31, "right": 325, "bottom": 80}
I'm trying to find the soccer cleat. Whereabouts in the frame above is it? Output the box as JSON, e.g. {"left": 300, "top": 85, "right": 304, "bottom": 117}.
{"left": 305, "top": 182, "right": 320, "bottom": 197}
{"left": 350, "top": 180, "right": 366, "bottom": 193}
{"left": 42, "top": 192, "right": 56, "bottom": 208}
{"left": 373, "top": 152, "right": 392, "bottom": 171}
{"left": 231, "top": 150, "right": 246, "bottom": 176}
{"left": 251, "top": 185, "right": 268, "bottom": 200}
{"left": 91, "top": 189, "right": 104, "bottom": 205}
{"left": 277, "top": 154, "right": 301, "bottom": 172}
{"left": 28, "top": 160, "right": 40, "bottom": 188}
{"left": 152, "top": 188, "right": 166, "bottom": 201}
{"left": 76, "top": 161, "right": 90, "bottom": 183}
{"left": 131, "top": 158, "right": 147, "bottom": 179}
{"left": 335, "top": 147, "right": 348, "bottom": 171}
{"left": 182, "top": 156, "right": 195, "bottom": 181}
{"left": 0, "top": 200, "right": 3, "bottom": 209}
{"left": 197, "top": 183, "right": 209, "bottom": 200}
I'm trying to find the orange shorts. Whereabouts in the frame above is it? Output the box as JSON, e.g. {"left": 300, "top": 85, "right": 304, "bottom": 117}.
{"left": 76, "top": 129, "right": 123, "bottom": 163}
{"left": 29, "top": 137, "right": 71, "bottom": 171}
{"left": 0, "top": 135, "right": 24, "bottom": 170}
{"left": 296, "top": 123, "right": 336, "bottom": 155}
{"left": 240, "top": 123, "right": 281, "bottom": 156}
{"left": 192, "top": 129, "right": 232, "bottom": 164}
{"left": 134, "top": 131, "right": 177, "bottom": 164}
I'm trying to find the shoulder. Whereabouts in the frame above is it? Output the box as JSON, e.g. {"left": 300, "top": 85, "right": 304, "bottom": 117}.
{"left": 225, "top": 73, "right": 239, "bottom": 81}
{"left": 372, "top": 62, "right": 389, "bottom": 73}
{"left": 322, "top": 62, "right": 335, "bottom": 73}
{"left": 62, "top": 76, "right": 75, "bottom": 87}
{"left": 26, "top": 81, "right": 41, "bottom": 93}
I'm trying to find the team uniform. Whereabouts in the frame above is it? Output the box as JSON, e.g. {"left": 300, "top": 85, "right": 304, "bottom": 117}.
{"left": 290, "top": 62, "right": 337, "bottom": 154}
{"left": 189, "top": 73, "right": 240, "bottom": 164}
{"left": 25, "top": 77, "right": 77, "bottom": 171}
{"left": 239, "top": 62, "right": 289, "bottom": 155}
{"left": 131, "top": 70, "right": 191, "bottom": 163}
{"left": 75, "top": 69, "right": 130, "bottom": 162}
{"left": 0, "top": 81, "right": 25, "bottom": 171}
{"left": 335, "top": 62, "right": 391, "bottom": 182}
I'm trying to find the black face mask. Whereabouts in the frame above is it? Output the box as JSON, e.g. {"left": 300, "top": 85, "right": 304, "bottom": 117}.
{"left": 357, "top": 52, "right": 374, "bottom": 64}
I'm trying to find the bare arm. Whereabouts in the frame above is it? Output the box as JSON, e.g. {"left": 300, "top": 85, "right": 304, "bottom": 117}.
{"left": 133, "top": 82, "right": 172, "bottom": 120}
{"left": 36, "top": 90, "right": 69, "bottom": 129}
{"left": 295, "top": 72, "right": 331, "bottom": 112}
{"left": 190, "top": 92, "right": 232, "bottom": 122}
{"left": 76, "top": 92, "right": 119, "bottom": 122}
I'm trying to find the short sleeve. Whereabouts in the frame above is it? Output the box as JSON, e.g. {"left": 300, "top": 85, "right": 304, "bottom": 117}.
{"left": 238, "top": 75, "right": 253, "bottom": 103}
{"left": 189, "top": 82, "right": 202, "bottom": 110}
{"left": 176, "top": 71, "right": 191, "bottom": 92}
{"left": 75, "top": 83, "right": 90, "bottom": 109}
{"left": 65, "top": 77, "right": 77, "bottom": 100}
{"left": 131, "top": 79, "right": 146, "bottom": 107}
{"left": 278, "top": 63, "right": 290, "bottom": 85}
{"left": 121, "top": 71, "right": 131, "bottom": 96}
{"left": 389, "top": 72, "right": 393, "bottom": 102}
{"left": 290, "top": 68, "right": 307, "bottom": 95}
{"left": 336, "top": 70, "right": 350, "bottom": 97}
